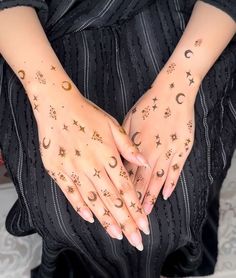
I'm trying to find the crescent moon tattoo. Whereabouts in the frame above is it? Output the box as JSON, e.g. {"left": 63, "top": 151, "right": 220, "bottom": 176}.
{"left": 131, "top": 132, "right": 141, "bottom": 147}
{"left": 61, "top": 81, "right": 72, "bottom": 91}
{"left": 184, "top": 49, "right": 194, "bottom": 58}
{"left": 156, "top": 169, "right": 164, "bottom": 177}
{"left": 176, "top": 93, "right": 186, "bottom": 104}
{"left": 114, "top": 198, "right": 124, "bottom": 208}
{"left": 137, "top": 191, "right": 142, "bottom": 200}
{"left": 18, "top": 70, "right": 25, "bottom": 80}
{"left": 88, "top": 191, "right": 97, "bottom": 202}
{"left": 42, "top": 137, "right": 51, "bottom": 149}
{"left": 108, "top": 156, "right": 118, "bottom": 168}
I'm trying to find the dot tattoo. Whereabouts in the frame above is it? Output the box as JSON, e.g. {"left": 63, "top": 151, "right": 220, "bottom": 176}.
{"left": 35, "top": 71, "right": 46, "bottom": 84}
{"left": 169, "top": 83, "right": 175, "bottom": 89}
{"left": 142, "top": 106, "right": 151, "bottom": 120}
{"left": 49, "top": 105, "right": 57, "bottom": 120}
{"left": 164, "top": 107, "right": 171, "bottom": 118}
{"left": 101, "top": 189, "right": 111, "bottom": 197}
{"left": 18, "top": 70, "right": 25, "bottom": 80}
{"left": 120, "top": 166, "right": 128, "bottom": 180}
{"left": 91, "top": 131, "right": 103, "bottom": 143}
{"left": 187, "top": 120, "right": 193, "bottom": 133}
{"left": 71, "top": 172, "right": 81, "bottom": 187}
{"left": 102, "top": 221, "right": 111, "bottom": 231}
{"left": 166, "top": 149, "right": 172, "bottom": 160}
{"left": 167, "top": 62, "right": 176, "bottom": 74}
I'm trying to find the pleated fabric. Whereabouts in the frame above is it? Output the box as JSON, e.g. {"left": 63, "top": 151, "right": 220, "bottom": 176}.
{"left": 0, "top": 0, "right": 236, "bottom": 277}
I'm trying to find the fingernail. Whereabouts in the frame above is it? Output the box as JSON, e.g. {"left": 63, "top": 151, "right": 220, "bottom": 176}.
{"left": 82, "top": 209, "right": 94, "bottom": 223}
{"left": 143, "top": 203, "right": 152, "bottom": 215}
{"left": 135, "top": 153, "right": 151, "bottom": 168}
{"left": 130, "top": 231, "right": 143, "bottom": 250}
{"left": 109, "top": 225, "right": 123, "bottom": 240}
{"left": 138, "top": 218, "right": 150, "bottom": 235}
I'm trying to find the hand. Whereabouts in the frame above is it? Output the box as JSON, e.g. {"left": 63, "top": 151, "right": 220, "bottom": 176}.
{"left": 27, "top": 75, "right": 150, "bottom": 251}
{"left": 122, "top": 67, "right": 200, "bottom": 215}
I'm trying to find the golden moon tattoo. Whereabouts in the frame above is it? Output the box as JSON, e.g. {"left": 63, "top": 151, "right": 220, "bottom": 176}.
{"left": 156, "top": 169, "right": 164, "bottom": 177}
{"left": 184, "top": 49, "right": 194, "bottom": 58}
{"left": 108, "top": 156, "right": 118, "bottom": 168}
{"left": 119, "top": 126, "right": 126, "bottom": 134}
{"left": 136, "top": 191, "right": 142, "bottom": 201}
{"left": 131, "top": 132, "right": 141, "bottom": 147}
{"left": 88, "top": 191, "right": 97, "bottom": 202}
{"left": 61, "top": 81, "right": 72, "bottom": 91}
{"left": 42, "top": 137, "right": 51, "bottom": 149}
{"left": 18, "top": 70, "right": 25, "bottom": 80}
{"left": 176, "top": 93, "right": 186, "bottom": 104}
{"left": 114, "top": 198, "right": 124, "bottom": 208}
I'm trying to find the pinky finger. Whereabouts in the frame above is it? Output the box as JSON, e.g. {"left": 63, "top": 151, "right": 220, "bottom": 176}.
{"left": 49, "top": 170, "right": 95, "bottom": 223}
{"left": 162, "top": 158, "right": 184, "bottom": 200}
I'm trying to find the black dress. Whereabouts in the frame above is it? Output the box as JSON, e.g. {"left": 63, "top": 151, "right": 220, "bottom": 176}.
{"left": 0, "top": 0, "right": 236, "bottom": 277}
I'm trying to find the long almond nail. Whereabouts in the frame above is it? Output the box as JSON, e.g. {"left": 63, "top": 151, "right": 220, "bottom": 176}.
{"left": 81, "top": 209, "right": 94, "bottom": 223}
{"left": 109, "top": 225, "right": 123, "bottom": 240}
{"left": 138, "top": 217, "right": 150, "bottom": 235}
{"left": 130, "top": 231, "right": 143, "bottom": 250}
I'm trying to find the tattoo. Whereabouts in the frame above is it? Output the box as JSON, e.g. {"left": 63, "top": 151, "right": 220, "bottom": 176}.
{"left": 172, "top": 163, "right": 179, "bottom": 171}
{"left": 129, "top": 201, "right": 136, "bottom": 208}
{"left": 33, "top": 103, "right": 39, "bottom": 111}
{"left": 141, "top": 106, "right": 151, "bottom": 120}
{"left": 75, "top": 149, "right": 81, "bottom": 157}
{"left": 176, "top": 93, "right": 186, "bottom": 104}
{"left": 187, "top": 120, "right": 193, "bottom": 133}
{"left": 153, "top": 97, "right": 158, "bottom": 102}
{"left": 132, "top": 107, "right": 137, "bottom": 114}
{"left": 185, "top": 138, "right": 191, "bottom": 151}
{"left": 170, "top": 133, "right": 177, "bottom": 141}
{"left": 79, "top": 125, "right": 85, "bottom": 133}
{"left": 49, "top": 105, "right": 57, "bottom": 120}
{"left": 35, "top": 71, "right": 46, "bottom": 84}
{"left": 59, "top": 147, "right": 66, "bottom": 157}
{"left": 119, "top": 166, "right": 128, "bottom": 180}
{"left": 73, "top": 120, "right": 78, "bottom": 126}
{"left": 136, "top": 206, "right": 143, "bottom": 214}
{"left": 119, "top": 189, "right": 124, "bottom": 196}
{"left": 103, "top": 208, "right": 111, "bottom": 216}
{"left": 155, "top": 134, "right": 162, "bottom": 148}
{"left": 101, "top": 189, "right": 111, "bottom": 197}
{"left": 33, "top": 95, "right": 38, "bottom": 101}
{"left": 93, "top": 168, "right": 101, "bottom": 178}
{"left": 166, "top": 149, "right": 172, "bottom": 160}
{"left": 91, "top": 131, "right": 103, "bottom": 143}
{"left": 131, "top": 132, "right": 141, "bottom": 147}
{"left": 58, "top": 172, "right": 66, "bottom": 181}
{"left": 171, "top": 181, "right": 175, "bottom": 187}
{"left": 136, "top": 175, "right": 144, "bottom": 183}
{"left": 63, "top": 124, "right": 68, "bottom": 131}
{"left": 114, "top": 198, "right": 124, "bottom": 208}
{"left": 136, "top": 191, "right": 142, "bottom": 200}
{"left": 156, "top": 169, "right": 164, "bottom": 177}
{"left": 51, "top": 65, "right": 56, "bottom": 71}
{"left": 179, "top": 152, "right": 183, "bottom": 157}
{"left": 167, "top": 62, "right": 176, "bottom": 74}
{"left": 102, "top": 221, "right": 111, "bottom": 231}
{"left": 67, "top": 186, "right": 74, "bottom": 193}
{"left": 145, "top": 191, "right": 151, "bottom": 197}
{"left": 184, "top": 49, "right": 194, "bottom": 59}
{"left": 76, "top": 207, "right": 81, "bottom": 213}
{"left": 186, "top": 71, "right": 191, "bottom": 78}
{"left": 87, "top": 191, "right": 97, "bottom": 202}
{"left": 189, "top": 78, "right": 194, "bottom": 86}
{"left": 71, "top": 172, "right": 81, "bottom": 186}
{"left": 194, "top": 39, "right": 202, "bottom": 47}
{"left": 18, "top": 70, "right": 25, "bottom": 80}
{"left": 150, "top": 197, "right": 157, "bottom": 205}
{"left": 61, "top": 81, "right": 72, "bottom": 91}
{"left": 108, "top": 156, "right": 118, "bottom": 168}
{"left": 128, "top": 169, "right": 134, "bottom": 176}
{"left": 169, "top": 83, "right": 175, "bottom": 89}
{"left": 42, "top": 137, "right": 51, "bottom": 149}
{"left": 152, "top": 104, "right": 158, "bottom": 111}
{"left": 120, "top": 223, "right": 125, "bottom": 231}
{"left": 164, "top": 107, "right": 171, "bottom": 118}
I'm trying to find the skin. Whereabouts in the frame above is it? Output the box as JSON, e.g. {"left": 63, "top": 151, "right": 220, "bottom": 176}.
{"left": 122, "top": 1, "right": 236, "bottom": 215}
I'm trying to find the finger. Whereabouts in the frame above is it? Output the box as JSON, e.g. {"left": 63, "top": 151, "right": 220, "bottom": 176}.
{"left": 85, "top": 165, "right": 145, "bottom": 251}
{"left": 162, "top": 152, "right": 188, "bottom": 200}
{"left": 104, "top": 155, "right": 150, "bottom": 236}
{"left": 47, "top": 169, "right": 95, "bottom": 223}
{"left": 71, "top": 171, "right": 124, "bottom": 241}
{"left": 108, "top": 120, "right": 150, "bottom": 168}
{"left": 142, "top": 150, "right": 175, "bottom": 215}
{"left": 123, "top": 160, "right": 138, "bottom": 183}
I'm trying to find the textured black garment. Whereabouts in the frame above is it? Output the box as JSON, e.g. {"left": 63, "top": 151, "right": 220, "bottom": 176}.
{"left": 0, "top": 0, "right": 236, "bottom": 277}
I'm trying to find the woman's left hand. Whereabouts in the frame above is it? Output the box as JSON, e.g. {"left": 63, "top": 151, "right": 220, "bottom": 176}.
{"left": 122, "top": 66, "right": 201, "bottom": 215}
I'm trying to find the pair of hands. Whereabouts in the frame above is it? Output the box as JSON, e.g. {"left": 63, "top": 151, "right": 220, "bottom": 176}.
{"left": 28, "top": 67, "right": 199, "bottom": 251}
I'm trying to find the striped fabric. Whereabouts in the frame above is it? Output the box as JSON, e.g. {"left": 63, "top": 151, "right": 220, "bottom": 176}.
{"left": 0, "top": 0, "right": 236, "bottom": 277}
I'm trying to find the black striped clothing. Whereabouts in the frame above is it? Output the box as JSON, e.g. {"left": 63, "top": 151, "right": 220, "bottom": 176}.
{"left": 0, "top": 0, "right": 236, "bottom": 277}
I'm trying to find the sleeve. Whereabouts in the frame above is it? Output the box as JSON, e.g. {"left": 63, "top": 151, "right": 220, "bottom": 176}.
{"left": 0, "top": 0, "right": 48, "bottom": 26}
{"left": 202, "top": 0, "right": 236, "bottom": 22}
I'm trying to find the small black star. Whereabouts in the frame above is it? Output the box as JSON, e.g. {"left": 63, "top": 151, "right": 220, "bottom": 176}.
{"left": 186, "top": 71, "right": 191, "bottom": 78}
{"left": 136, "top": 206, "right": 143, "bottom": 214}
{"left": 33, "top": 103, "right": 39, "bottom": 111}
{"left": 63, "top": 124, "right": 68, "bottom": 131}
{"left": 79, "top": 125, "right": 85, "bottom": 132}
{"left": 152, "top": 104, "right": 157, "bottom": 111}
{"left": 153, "top": 97, "right": 158, "bottom": 102}
{"left": 156, "top": 140, "right": 162, "bottom": 148}
{"left": 33, "top": 95, "right": 37, "bottom": 101}
{"left": 119, "top": 190, "right": 124, "bottom": 196}
{"left": 128, "top": 169, "right": 134, "bottom": 176}
{"left": 75, "top": 149, "right": 81, "bottom": 156}
{"left": 189, "top": 78, "right": 194, "bottom": 86}
{"left": 103, "top": 208, "right": 110, "bottom": 216}
{"left": 150, "top": 197, "right": 157, "bottom": 205}
{"left": 51, "top": 65, "right": 56, "bottom": 70}
{"left": 169, "top": 83, "right": 175, "bottom": 89}
{"left": 93, "top": 168, "right": 101, "bottom": 178}
{"left": 129, "top": 202, "right": 136, "bottom": 208}
{"left": 73, "top": 120, "right": 78, "bottom": 126}
{"left": 132, "top": 107, "right": 137, "bottom": 114}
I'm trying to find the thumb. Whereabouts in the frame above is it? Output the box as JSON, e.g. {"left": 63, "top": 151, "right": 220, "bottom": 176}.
{"left": 108, "top": 117, "right": 150, "bottom": 168}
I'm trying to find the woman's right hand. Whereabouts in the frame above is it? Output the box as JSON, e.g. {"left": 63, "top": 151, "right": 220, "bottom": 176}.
{"left": 26, "top": 74, "right": 150, "bottom": 250}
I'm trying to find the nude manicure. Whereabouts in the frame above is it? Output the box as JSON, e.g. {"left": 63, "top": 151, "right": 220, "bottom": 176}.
{"left": 130, "top": 231, "right": 144, "bottom": 251}
{"left": 138, "top": 218, "right": 150, "bottom": 235}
